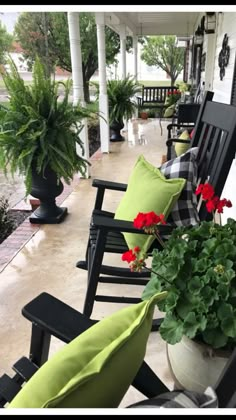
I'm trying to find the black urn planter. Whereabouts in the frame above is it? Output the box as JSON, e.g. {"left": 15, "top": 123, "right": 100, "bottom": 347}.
{"left": 110, "top": 119, "right": 125, "bottom": 142}
{"left": 29, "top": 165, "right": 68, "bottom": 224}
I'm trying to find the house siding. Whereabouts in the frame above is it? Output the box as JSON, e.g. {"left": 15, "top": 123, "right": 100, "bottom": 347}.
{"left": 199, "top": 12, "right": 236, "bottom": 222}
{"left": 212, "top": 12, "right": 236, "bottom": 104}
{"left": 213, "top": 13, "right": 236, "bottom": 223}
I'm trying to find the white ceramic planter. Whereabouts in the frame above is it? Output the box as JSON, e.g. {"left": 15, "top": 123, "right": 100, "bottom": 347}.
{"left": 167, "top": 335, "right": 230, "bottom": 393}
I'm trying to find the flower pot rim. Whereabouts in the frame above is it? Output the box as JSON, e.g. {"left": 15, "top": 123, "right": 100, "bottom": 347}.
{"left": 171, "top": 335, "right": 232, "bottom": 359}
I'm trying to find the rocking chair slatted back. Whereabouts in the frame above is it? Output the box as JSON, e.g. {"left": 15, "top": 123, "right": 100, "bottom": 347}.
{"left": 166, "top": 90, "right": 214, "bottom": 160}
{"left": 195, "top": 101, "right": 236, "bottom": 220}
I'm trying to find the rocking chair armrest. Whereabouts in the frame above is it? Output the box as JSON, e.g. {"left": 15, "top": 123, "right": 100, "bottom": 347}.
{"left": 166, "top": 137, "right": 191, "bottom": 147}
{"left": 166, "top": 123, "right": 194, "bottom": 139}
{"left": 92, "top": 178, "right": 128, "bottom": 192}
{"left": 92, "top": 213, "right": 174, "bottom": 236}
{"left": 92, "top": 214, "right": 142, "bottom": 233}
{"left": 22, "top": 292, "right": 96, "bottom": 344}
{"left": 167, "top": 123, "right": 194, "bottom": 130}
{"left": 92, "top": 179, "right": 128, "bottom": 211}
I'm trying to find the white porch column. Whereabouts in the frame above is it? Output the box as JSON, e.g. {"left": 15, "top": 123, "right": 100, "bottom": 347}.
{"left": 67, "top": 12, "right": 90, "bottom": 177}
{"left": 96, "top": 12, "right": 109, "bottom": 153}
{"left": 120, "top": 24, "right": 127, "bottom": 130}
{"left": 119, "top": 24, "right": 126, "bottom": 79}
{"left": 133, "top": 36, "right": 138, "bottom": 81}
{"left": 133, "top": 35, "right": 138, "bottom": 119}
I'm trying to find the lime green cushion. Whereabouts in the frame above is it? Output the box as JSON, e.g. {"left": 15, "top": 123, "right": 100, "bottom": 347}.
{"left": 114, "top": 155, "right": 186, "bottom": 254}
{"left": 164, "top": 104, "right": 175, "bottom": 118}
{"left": 175, "top": 130, "right": 190, "bottom": 156}
{"left": 8, "top": 292, "right": 167, "bottom": 409}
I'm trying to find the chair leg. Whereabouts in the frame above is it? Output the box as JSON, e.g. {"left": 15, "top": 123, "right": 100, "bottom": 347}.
{"left": 29, "top": 323, "right": 51, "bottom": 367}
{"left": 132, "top": 360, "right": 169, "bottom": 398}
{"left": 83, "top": 229, "right": 106, "bottom": 317}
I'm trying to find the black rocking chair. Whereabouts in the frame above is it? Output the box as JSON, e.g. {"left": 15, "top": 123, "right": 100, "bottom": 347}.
{"left": 76, "top": 98, "right": 236, "bottom": 324}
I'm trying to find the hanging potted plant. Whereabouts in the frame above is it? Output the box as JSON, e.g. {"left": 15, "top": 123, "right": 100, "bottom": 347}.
{"left": 0, "top": 57, "right": 93, "bottom": 224}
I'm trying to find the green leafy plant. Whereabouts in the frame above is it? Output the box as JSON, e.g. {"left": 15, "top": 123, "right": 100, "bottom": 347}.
{"left": 0, "top": 57, "right": 93, "bottom": 196}
{"left": 0, "top": 196, "right": 15, "bottom": 244}
{"left": 142, "top": 218, "right": 236, "bottom": 350}
{"left": 122, "top": 184, "right": 235, "bottom": 351}
{"left": 106, "top": 76, "right": 141, "bottom": 124}
{"left": 176, "top": 81, "right": 191, "bottom": 94}
{"left": 165, "top": 89, "right": 181, "bottom": 106}
{"left": 91, "top": 76, "right": 140, "bottom": 124}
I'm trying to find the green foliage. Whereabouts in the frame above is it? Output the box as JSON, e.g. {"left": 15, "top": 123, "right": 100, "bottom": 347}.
{"left": 0, "top": 57, "right": 92, "bottom": 196}
{"left": 0, "top": 22, "right": 13, "bottom": 64}
{"left": 176, "top": 81, "right": 191, "bottom": 93}
{"left": 142, "top": 219, "right": 236, "bottom": 350}
{"left": 0, "top": 196, "right": 14, "bottom": 244}
{"left": 106, "top": 76, "right": 141, "bottom": 123}
{"left": 14, "top": 12, "right": 133, "bottom": 102}
{"left": 141, "top": 36, "right": 185, "bottom": 85}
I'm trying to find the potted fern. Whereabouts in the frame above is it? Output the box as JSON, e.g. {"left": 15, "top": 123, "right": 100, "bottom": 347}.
{"left": 0, "top": 57, "right": 92, "bottom": 224}
{"left": 107, "top": 76, "right": 140, "bottom": 141}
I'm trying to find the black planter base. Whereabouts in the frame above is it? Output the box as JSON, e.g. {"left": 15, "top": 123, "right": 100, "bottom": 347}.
{"left": 110, "top": 134, "right": 125, "bottom": 142}
{"left": 110, "top": 120, "right": 125, "bottom": 142}
{"left": 29, "top": 206, "right": 68, "bottom": 224}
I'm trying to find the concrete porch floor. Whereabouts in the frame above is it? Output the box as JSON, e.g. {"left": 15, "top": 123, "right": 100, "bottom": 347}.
{"left": 0, "top": 117, "right": 174, "bottom": 408}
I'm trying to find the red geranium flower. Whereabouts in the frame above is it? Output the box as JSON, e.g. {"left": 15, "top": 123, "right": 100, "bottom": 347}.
{"left": 195, "top": 183, "right": 215, "bottom": 201}
{"left": 196, "top": 183, "right": 232, "bottom": 216}
{"left": 121, "top": 249, "right": 136, "bottom": 263}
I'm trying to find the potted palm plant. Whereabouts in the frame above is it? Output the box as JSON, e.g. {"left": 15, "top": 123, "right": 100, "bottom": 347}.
{"left": 106, "top": 76, "right": 141, "bottom": 142}
{"left": 0, "top": 57, "right": 93, "bottom": 224}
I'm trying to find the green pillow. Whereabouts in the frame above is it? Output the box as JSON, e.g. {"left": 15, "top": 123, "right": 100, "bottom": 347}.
{"left": 164, "top": 104, "right": 175, "bottom": 118}
{"left": 114, "top": 155, "right": 186, "bottom": 254}
{"left": 175, "top": 130, "right": 191, "bottom": 156}
{"left": 8, "top": 291, "right": 167, "bottom": 408}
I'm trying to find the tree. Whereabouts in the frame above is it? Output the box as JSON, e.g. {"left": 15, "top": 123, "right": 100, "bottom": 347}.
{"left": 0, "top": 22, "right": 13, "bottom": 64}
{"left": 14, "top": 12, "right": 131, "bottom": 102}
{"left": 141, "top": 36, "right": 185, "bottom": 85}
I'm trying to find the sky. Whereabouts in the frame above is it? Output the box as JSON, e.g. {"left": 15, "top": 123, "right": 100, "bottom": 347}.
{"left": 0, "top": 12, "right": 19, "bottom": 33}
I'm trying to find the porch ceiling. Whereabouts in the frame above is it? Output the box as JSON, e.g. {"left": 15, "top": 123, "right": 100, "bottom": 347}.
{"left": 105, "top": 12, "right": 200, "bottom": 37}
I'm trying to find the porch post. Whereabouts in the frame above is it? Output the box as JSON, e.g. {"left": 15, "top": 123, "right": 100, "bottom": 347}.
{"left": 133, "top": 36, "right": 138, "bottom": 81}
{"left": 67, "top": 12, "right": 90, "bottom": 177}
{"left": 95, "top": 12, "right": 109, "bottom": 153}
{"left": 120, "top": 24, "right": 127, "bottom": 130}
{"left": 133, "top": 35, "right": 138, "bottom": 119}
{"left": 119, "top": 24, "right": 126, "bottom": 79}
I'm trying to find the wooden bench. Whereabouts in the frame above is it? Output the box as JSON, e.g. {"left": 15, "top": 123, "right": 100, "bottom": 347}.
{"left": 137, "top": 85, "right": 177, "bottom": 134}
{"left": 137, "top": 85, "right": 177, "bottom": 114}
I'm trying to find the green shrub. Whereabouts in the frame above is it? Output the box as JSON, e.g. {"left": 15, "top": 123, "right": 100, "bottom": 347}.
{"left": 0, "top": 196, "right": 15, "bottom": 244}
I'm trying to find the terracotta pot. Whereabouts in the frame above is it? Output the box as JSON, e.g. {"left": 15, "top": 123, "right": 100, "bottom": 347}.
{"left": 167, "top": 335, "right": 230, "bottom": 393}
{"left": 140, "top": 111, "right": 148, "bottom": 120}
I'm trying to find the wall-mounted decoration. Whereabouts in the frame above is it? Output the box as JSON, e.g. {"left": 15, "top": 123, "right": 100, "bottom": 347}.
{"left": 218, "top": 33, "right": 230, "bottom": 80}
{"left": 201, "top": 52, "right": 206, "bottom": 72}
